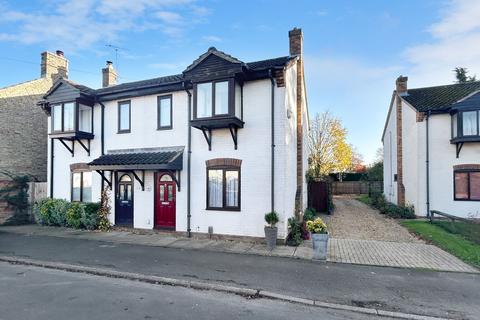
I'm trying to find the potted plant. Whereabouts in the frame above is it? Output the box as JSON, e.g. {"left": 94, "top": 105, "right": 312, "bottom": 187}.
{"left": 264, "top": 211, "right": 279, "bottom": 250}
{"left": 306, "top": 217, "right": 328, "bottom": 260}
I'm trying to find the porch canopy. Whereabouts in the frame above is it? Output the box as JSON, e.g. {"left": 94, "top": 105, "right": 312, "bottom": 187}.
{"left": 88, "top": 147, "right": 184, "bottom": 190}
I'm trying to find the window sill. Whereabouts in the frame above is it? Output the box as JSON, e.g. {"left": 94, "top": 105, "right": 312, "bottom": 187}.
{"left": 454, "top": 198, "right": 480, "bottom": 202}
{"left": 206, "top": 207, "right": 241, "bottom": 212}
{"left": 49, "top": 131, "right": 94, "bottom": 140}
{"left": 117, "top": 130, "right": 131, "bottom": 134}
{"left": 157, "top": 126, "right": 173, "bottom": 131}
{"left": 451, "top": 136, "right": 480, "bottom": 144}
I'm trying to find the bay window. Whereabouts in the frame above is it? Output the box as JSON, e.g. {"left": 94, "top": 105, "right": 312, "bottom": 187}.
{"left": 452, "top": 110, "right": 480, "bottom": 139}
{"left": 454, "top": 169, "right": 480, "bottom": 201}
{"left": 194, "top": 79, "right": 233, "bottom": 118}
{"left": 51, "top": 101, "right": 93, "bottom": 134}
{"left": 79, "top": 104, "right": 92, "bottom": 133}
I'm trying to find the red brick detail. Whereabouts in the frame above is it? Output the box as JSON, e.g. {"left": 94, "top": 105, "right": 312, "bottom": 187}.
{"left": 416, "top": 112, "right": 425, "bottom": 122}
{"left": 70, "top": 163, "right": 90, "bottom": 172}
{"left": 453, "top": 164, "right": 480, "bottom": 171}
{"left": 290, "top": 28, "right": 304, "bottom": 216}
{"left": 206, "top": 158, "right": 242, "bottom": 168}
{"left": 395, "top": 76, "right": 408, "bottom": 206}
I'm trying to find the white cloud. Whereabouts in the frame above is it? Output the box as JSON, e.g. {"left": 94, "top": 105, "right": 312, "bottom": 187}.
{"left": 156, "top": 11, "right": 184, "bottom": 25}
{"left": 0, "top": 0, "right": 207, "bottom": 51}
{"left": 404, "top": 0, "right": 480, "bottom": 87}
{"left": 202, "top": 35, "right": 222, "bottom": 42}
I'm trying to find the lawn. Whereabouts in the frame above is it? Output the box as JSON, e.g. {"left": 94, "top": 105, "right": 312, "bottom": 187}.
{"left": 401, "top": 220, "right": 480, "bottom": 269}
{"left": 356, "top": 195, "right": 372, "bottom": 205}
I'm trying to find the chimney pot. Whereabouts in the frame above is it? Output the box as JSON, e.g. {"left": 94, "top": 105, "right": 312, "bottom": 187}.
{"left": 106, "top": 60, "right": 113, "bottom": 66}
{"left": 55, "top": 50, "right": 64, "bottom": 57}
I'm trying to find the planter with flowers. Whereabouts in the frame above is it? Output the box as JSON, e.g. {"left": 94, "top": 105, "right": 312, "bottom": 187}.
{"left": 306, "top": 218, "right": 328, "bottom": 260}
{"left": 264, "top": 211, "right": 279, "bottom": 250}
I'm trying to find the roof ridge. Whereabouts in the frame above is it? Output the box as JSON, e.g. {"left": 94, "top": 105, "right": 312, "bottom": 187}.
{"left": 408, "top": 81, "right": 480, "bottom": 92}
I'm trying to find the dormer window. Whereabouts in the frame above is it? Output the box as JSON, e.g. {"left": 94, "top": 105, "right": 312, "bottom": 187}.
{"left": 51, "top": 102, "right": 92, "bottom": 133}
{"left": 194, "top": 79, "right": 232, "bottom": 118}
{"left": 452, "top": 110, "right": 480, "bottom": 139}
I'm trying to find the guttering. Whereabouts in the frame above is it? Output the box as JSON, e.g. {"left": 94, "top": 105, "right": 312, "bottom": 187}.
{"left": 425, "top": 111, "right": 431, "bottom": 222}
{"left": 49, "top": 138, "right": 54, "bottom": 198}
{"left": 183, "top": 81, "right": 192, "bottom": 238}
{"left": 268, "top": 69, "right": 275, "bottom": 213}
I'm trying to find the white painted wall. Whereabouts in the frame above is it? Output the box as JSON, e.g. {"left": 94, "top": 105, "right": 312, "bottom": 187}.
{"left": 47, "top": 68, "right": 307, "bottom": 238}
{"left": 383, "top": 97, "right": 398, "bottom": 204}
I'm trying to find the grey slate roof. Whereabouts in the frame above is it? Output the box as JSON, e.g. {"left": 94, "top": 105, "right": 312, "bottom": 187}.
{"left": 184, "top": 47, "right": 243, "bottom": 72}
{"left": 89, "top": 150, "right": 182, "bottom": 167}
{"left": 62, "top": 79, "right": 96, "bottom": 96}
{"left": 96, "top": 74, "right": 183, "bottom": 96}
{"left": 402, "top": 81, "right": 480, "bottom": 112}
{"left": 450, "top": 90, "right": 480, "bottom": 110}
{"left": 246, "top": 56, "right": 294, "bottom": 70}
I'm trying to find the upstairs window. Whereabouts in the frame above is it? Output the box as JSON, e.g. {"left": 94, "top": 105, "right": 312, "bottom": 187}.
{"left": 157, "top": 95, "right": 172, "bottom": 129}
{"left": 454, "top": 169, "right": 480, "bottom": 201}
{"left": 452, "top": 110, "right": 479, "bottom": 138}
{"left": 194, "top": 79, "right": 232, "bottom": 118}
{"left": 52, "top": 102, "right": 75, "bottom": 132}
{"left": 79, "top": 104, "right": 92, "bottom": 133}
{"left": 118, "top": 101, "right": 131, "bottom": 133}
{"left": 72, "top": 171, "right": 92, "bottom": 202}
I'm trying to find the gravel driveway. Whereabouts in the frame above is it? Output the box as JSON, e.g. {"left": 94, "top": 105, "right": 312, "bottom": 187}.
{"left": 324, "top": 195, "right": 421, "bottom": 243}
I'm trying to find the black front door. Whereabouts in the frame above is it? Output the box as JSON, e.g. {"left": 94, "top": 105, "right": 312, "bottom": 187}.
{"left": 116, "top": 173, "right": 133, "bottom": 226}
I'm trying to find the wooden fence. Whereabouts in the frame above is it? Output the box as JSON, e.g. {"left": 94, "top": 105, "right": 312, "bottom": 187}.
{"left": 331, "top": 181, "right": 383, "bottom": 195}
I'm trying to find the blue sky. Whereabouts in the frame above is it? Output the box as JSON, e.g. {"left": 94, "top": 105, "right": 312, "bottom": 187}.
{"left": 0, "top": 0, "right": 478, "bottom": 163}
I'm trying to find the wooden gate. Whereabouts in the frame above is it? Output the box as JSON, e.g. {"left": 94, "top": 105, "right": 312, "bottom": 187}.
{"left": 308, "top": 181, "right": 329, "bottom": 213}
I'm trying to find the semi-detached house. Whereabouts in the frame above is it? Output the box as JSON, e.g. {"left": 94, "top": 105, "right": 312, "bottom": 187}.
{"left": 39, "top": 28, "right": 309, "bottom": 239}
{"left": 383, "top": 76, "right": 480, "bottom": 219}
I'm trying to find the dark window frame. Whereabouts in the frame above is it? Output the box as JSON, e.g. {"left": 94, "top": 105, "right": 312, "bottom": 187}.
{"left": 193, "top": 78, "right": 235, "bottom": 119}
{"left": 452, "top": 110, "right": 480, "bottom": 139}
{"left": 453, "top": 169, "right": 480, "bottom": 201}
{"left": 157, "top": 94, "right": 173, "bottom": 130}
{"left": 71, "top": 171, "right": 92, "bottom": 202}
{"left": 117, "top": 100, "right": 131, "bottom": 133}
{"left": 206, "top": 166, "right": 241, "bottom": 211}
{"left": 51, "top": 101, "right": 76, "bottom": 133}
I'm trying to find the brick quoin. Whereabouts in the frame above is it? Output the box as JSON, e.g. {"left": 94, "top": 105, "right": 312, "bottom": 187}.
{"left": 395, "top": 76, "right": 408, "bottom": 206}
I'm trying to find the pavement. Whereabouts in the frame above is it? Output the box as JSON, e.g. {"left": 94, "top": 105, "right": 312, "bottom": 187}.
{"left": 1, "top": 224, "right": 476, "bottom": 273}
{"left": 0, "top": 262, "right": 387, "bottom": 320}
{"left": 0, "top": 229, "right": 479, "bottom": 319}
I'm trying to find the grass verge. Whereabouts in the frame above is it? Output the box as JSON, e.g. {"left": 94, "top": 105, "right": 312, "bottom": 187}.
{"left": 356, "top": 195, "right": 372, "bottom": 205}
{"left": 401, "top": 220, "right": 480, "bottom": 269}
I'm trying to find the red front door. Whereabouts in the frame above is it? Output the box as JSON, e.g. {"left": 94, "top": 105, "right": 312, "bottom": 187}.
{"left": 155, "top": 173, "right": 176, "bottom": 228}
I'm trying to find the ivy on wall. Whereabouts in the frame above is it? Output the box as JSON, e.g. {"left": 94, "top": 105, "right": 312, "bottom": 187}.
{"left": 0, "top": 171, "right": 31, "bottom": 225}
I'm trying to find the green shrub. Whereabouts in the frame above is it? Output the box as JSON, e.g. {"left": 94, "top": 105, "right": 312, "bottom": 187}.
{"left": 365, "top": 193, "right": 415, "bottom": 219}
{"left": 303, "top": 208, "right": 316, "bottom": 222}
{"left": 35, "top": 198, "right": 71, "bottom": 226}
{"left": 286, "top": 217, "right": 303, "bottom": 246}
{"left": 66, "top": 203, "right": 84, "bottom": 229}
{"left": 82, "top": 202, "right": 101, "bottom": 230}
{"left": 97, "top": 188, "right": 112, "bottom": 231}
{"left": 265, "top": 211, "right": 279, "bottom": 227}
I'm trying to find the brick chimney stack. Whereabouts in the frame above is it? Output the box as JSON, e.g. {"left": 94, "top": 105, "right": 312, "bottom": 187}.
{"left": 289, "top": 27, "right": 304, "bottom": 218}
{"left": 102, "top": 61, "right": 118, "bottom": 87}
{"left": 41, "top": 50, "right": 68, "bottom": 80}
{"left": 396, "top": 75, "right": 408, "bottom": 95}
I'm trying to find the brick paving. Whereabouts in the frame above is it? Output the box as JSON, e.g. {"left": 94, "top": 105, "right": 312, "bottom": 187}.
{"left": 327, "top": 238, "right": 478, "bottom": 273}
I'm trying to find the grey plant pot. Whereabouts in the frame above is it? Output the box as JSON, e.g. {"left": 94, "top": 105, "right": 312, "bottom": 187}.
{"left": 311, "top": 233, "right": 329, "bottom": 260}
{"left": 264, "top": 226, "right": 278, "bottom": 250}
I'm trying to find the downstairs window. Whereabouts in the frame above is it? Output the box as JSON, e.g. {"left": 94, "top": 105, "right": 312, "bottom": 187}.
{"left": 72, "top": 171, "right": 92, "bottom": 202}
{"left": 206, "top": 158, "right": 241, "bottom": 210}
{"left": 454, "top": 169, "right": 480, "bottom": 201}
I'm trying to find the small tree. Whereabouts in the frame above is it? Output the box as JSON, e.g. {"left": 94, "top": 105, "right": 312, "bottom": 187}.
{"left": 307, "top": 112, "right": 353, "bottom": 180}
{"left": 97, "top": 188, "right": 112, "bottom": 231}
{"left": 454, "top": 67, "right": 477, "bottom": 83}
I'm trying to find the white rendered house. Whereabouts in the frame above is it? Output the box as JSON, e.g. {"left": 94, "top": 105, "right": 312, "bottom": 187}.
{"left": 39, "top": 28, "right": 309, "bottom": 239}
{"left": 382, "top": 76, "right": 480, "bottom": 218}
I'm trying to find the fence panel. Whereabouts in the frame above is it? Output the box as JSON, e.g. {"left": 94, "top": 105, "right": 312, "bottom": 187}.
{"left": 28, "top": 182, "right": 48, "bottom": 204}
{"left": 331, "top": 181, "right": 383, "bottom": 195}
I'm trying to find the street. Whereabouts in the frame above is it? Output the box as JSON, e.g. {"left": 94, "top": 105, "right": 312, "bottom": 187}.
{"left": 0, "top": 230, "right": 479, "bottom": 319}
{"left": 0, "top": 262, "right": 391, "bottom": 320}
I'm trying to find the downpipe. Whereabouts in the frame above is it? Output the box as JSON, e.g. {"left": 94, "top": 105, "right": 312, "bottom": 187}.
{"left": 268, "top": 69, "right": 275, "bottom": 213}
{"left": 183, "top": 82, "right": 192, "bottom": 237}
{"left": 425, "top": 111, "right": 431, "bottom": 222}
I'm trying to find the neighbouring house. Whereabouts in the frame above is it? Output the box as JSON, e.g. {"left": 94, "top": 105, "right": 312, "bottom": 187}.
{"left": 382, "top": 76, "right": 480, "bottom": 219}
{"left": 0, "top": 51, "right": 68, "bottom": 224}
{"left": 38, "top": 28, "right": 309, "bottom": 239}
